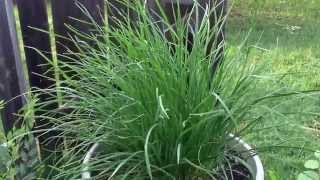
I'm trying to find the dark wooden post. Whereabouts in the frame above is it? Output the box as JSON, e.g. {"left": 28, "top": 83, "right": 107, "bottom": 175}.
{"left": 0, "top": 0, "right": 27, "bottom": 134}
{"left": 16, "top": 0, "right": 54, "bottom": 96}
{"left": 15, "top": 0, "right": 59, "bottom": 154}
{"left": 51, "top": 0, "right": 105, "bottom": 55}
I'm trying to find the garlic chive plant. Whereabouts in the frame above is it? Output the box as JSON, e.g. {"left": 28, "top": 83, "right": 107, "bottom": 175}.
{"left": 30, "top": 1, "right": 305, "bottom": 179}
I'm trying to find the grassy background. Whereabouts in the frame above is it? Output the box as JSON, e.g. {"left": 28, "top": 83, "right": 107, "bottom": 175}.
{"left": 228, "top": 0, "right": 320, "bottom": 179}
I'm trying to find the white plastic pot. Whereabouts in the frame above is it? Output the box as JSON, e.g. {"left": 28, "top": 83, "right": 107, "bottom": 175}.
{"left": 228, "top": 134, "right": 264, "bottom": 180}
{"left": 81, "top": 135, "right": 264, "bottom": 179}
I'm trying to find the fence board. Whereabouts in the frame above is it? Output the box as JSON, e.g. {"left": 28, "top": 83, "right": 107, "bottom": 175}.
{"left": 0, "top": 0, "right": 27, "bottom": 134}
{"left": 15, "top": 0, "right": 59, "bottom": 153}
{"left": 16, "top": 0, "right": 54, "bottom": 95}
{"left": 51, "top": 0, "right": 104, "bottom": 55}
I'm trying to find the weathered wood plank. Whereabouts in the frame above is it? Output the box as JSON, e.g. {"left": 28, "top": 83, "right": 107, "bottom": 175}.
{"left": 16, "top": 0, "right": 54, "bottom": 95}
{"left": 15, "top": 0, "right": 59, "bottom": 154}
{"left": 0, "top": 0, "right": 27, "bottom": 134}
{"left": 51, "top": 0, "right": 105, "bottom": 55}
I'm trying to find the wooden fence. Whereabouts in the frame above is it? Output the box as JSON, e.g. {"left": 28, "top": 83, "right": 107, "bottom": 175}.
{"left": 0, "top": 0, "right": 105, "bottom": 135}
{"left": 0, "top": 0, "right": 226, "bottom": 142}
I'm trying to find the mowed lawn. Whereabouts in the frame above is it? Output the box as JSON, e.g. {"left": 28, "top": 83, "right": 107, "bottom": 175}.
{"left": 227, "top": 0, "right": 320, "bottom": 178}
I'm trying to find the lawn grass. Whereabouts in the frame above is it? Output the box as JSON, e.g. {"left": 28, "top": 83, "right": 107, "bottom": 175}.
{"left": 228, "top": 0, "right": 320, "bottom": 178}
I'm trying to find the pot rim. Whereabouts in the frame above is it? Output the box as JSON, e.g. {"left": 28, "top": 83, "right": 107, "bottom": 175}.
{"left": 81, "top": 135, "right": 264, "bottom": 180}
{"left": 229, "top": 134, "right": 264, "bottom": 180}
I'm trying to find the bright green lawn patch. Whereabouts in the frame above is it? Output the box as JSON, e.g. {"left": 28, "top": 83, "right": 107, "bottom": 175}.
{"left": 232, "top": 0, "right": 320, "bottom": 20}
{"left": 228, "top": 1, "right": 320, "bottom": 179}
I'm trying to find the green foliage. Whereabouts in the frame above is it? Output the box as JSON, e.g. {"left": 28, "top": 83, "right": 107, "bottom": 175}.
{"left": 297, "top": 171, "right": 319, "bottom": 180}
{"left": 0, "top": 101, "right": 13, "bottom": 178}
{"left": 316, "top": 151, "right": 320, "bottom": 159}
{"left": 304, "top": 160, "right": 320, "bottom": 170}
{"left": 297, "top": 151, "right": 320, "bottom": 180}
{"left": 0, "top": 100, "right": 4, "bottom": 139}
{"left": 0, "top": 100, "right": 10, "bottom": 176}
{"left": 0, "top": 98, "right": 41, "bottom": 179}
{"left": 267, "top": 169, "right": 281, "bottom": 180}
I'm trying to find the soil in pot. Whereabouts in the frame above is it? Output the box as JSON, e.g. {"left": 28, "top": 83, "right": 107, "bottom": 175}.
{"left": 217, "top": 159, "right": 251, "bottom": 179}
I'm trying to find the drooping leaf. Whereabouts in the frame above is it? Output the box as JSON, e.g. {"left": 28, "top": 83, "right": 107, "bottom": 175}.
{"left": 315, "top": 151, "right": 320, "bottom": 160}
{"left": 0, "top": 144, "right": 10, "bottom": 173}
{"left": 267, "top": 170, "right": 279, "bottom": 180}
{"left": 304, "top": 160, "right": 320, "bottom": 170}
{"left": 297, "top": 171, "right": 319, "bottom": 180}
